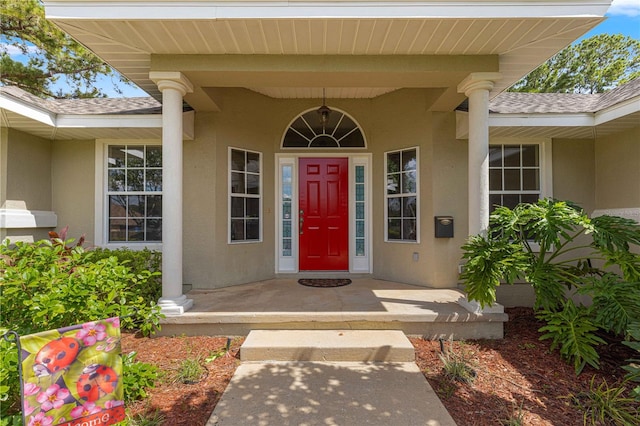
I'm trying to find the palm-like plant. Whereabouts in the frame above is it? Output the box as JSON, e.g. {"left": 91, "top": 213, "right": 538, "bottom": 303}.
{"left": 461, "top": 199, "right": 640, "bottom": 374}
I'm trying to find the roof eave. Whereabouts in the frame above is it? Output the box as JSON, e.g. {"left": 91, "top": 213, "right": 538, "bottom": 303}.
{"left": 44, "top": 0, "right": 613, "bottom": 20}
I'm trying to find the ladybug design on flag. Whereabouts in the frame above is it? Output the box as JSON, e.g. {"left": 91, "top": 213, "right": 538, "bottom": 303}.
{"left": 77, "top": 364, "right": 118, "bottom": 402}
{"left": 33, "top": 337, "right": 81, "bottom": 377}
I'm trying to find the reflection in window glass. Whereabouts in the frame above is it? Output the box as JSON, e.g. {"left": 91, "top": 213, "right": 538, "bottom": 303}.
{"left": 107, "top": 144, "right": 162, "bottom": 242}
{"left": 229, "top": 148, "right": 262, "bottom": 242}
{"left": 354, "top": 165, "right": 366, "bottom": 257}
{"left": 385, "top": 148, "right": 418, "bottom": 242}
{"left": 281, "top": 164, "right": 293, "bottom": 256}
{"left": 108, "top": 170, "right": 125, "bottom": 191}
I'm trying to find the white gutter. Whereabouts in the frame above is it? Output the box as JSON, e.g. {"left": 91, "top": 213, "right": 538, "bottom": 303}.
{"left": 56, "top": 114, "right": 162, "bottom": 129}
{"left": 455, "top": 92, "right": 640, "bottom": 139}
{"left": 0, "top": 91, "right": 194, "bottom": 140}
{"left": 0, "top": 95, "right": 56, "bottom": 127}
{"left": 44, "top": 0, "right": 612, "bottom": 20}
{"left": 594, "top": 96, "right": 640, "bottom": 126}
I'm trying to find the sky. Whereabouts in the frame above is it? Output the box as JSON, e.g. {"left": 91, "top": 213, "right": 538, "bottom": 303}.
{"left": 3, "top": 0, "right": 639, "bottom": 98}
{"left": 581, "top": 0, "right": 640, "bottom": 40}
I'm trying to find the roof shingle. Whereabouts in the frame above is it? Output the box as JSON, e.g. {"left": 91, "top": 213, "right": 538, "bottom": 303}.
{"left": 0, "top": 86, "right": 161, "bottom": 115}
{"left": 488, "top": 78, "right": 640, "bottom": 114}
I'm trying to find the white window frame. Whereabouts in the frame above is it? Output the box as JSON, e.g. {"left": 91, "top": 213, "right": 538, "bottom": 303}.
{"left": 276, "top": 157, "right": 298, "bottom": 272}
{"left": 228, "top": 147, "right": 263, "bottom": 244}
{"left": 350, "top": 156, "right": 372, "bottom": 272}
{"left": 281, "top": 107, "right": 368, "bottom": 150}
{"left": 384, "top": 146, "right": 420, "bottom": 244}
{"left": 94, "top": 139, "right": 163, "bottom": 250}
{"left": 489, "top": 138, "right": 553, "bottom": 252}
{"left": 488, "top": 138, "right": 553, "bottom": 210}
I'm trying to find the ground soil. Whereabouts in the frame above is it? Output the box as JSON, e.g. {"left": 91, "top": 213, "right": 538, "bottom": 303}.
{"left": 122, "top": 308, "right": 636, "bottom": 425}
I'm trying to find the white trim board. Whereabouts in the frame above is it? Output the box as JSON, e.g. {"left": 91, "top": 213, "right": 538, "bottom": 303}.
{"left": 44, "top": 1, "right": 611, "bottom": 20}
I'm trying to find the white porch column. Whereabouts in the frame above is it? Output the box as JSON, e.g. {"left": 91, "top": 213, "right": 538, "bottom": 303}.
{"left": 150, "top": 72, "right": 194, "bottom": 316}
{"left": 458, "top": 72, "right": 501, "bottom": 237}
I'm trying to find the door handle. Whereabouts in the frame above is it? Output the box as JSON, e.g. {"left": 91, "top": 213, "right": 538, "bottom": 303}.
{"left": 299, "top": 209, "right": 304, "bottom": 234}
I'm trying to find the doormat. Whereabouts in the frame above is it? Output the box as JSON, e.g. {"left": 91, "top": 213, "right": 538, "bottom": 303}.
{"left": 298, "top": 278, "right": 352, "bottom": 288}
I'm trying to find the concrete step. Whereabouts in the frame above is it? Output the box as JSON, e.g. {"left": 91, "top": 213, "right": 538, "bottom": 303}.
{"left": 240, "top": 330, "right": 415, "bottom": 362}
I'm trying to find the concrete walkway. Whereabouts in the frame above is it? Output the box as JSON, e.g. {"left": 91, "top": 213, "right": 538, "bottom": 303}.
{"left": 206, "top": 330, "right": 457, "bottom": 425}
{"left": 207, "top": 361, "right": 457, "bottom": 425}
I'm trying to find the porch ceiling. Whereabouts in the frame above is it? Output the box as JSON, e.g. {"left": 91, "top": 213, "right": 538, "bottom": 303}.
{"left": 44, "top": 1, "right": 608, "bottom": 110}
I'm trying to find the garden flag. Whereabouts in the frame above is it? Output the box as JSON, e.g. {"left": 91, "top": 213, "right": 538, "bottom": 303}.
{"left": 19, "top": 318, "right": 124, "bottom": 426}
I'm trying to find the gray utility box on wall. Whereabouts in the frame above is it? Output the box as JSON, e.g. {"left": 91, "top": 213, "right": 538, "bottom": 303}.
{"left": 434, "top": 216, "right": 454, "bottom": 238}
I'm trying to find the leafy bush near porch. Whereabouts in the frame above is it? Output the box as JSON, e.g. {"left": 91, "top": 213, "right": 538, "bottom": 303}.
{"left": 0, "top": 237, "right": 163, "bottom": 422}
{"left": 623, "top": 323, "right": 640, "bottom": 401}
{"left": 461, "top": 199, "right": 640, "bottom": 374}
{"left": 90, "top": 247, "right": 162, "bottom": 302}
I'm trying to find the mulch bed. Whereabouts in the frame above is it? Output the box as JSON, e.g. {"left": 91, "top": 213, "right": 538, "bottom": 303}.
{"left": 122, "top": 307, "right": 636, "bottom": 425}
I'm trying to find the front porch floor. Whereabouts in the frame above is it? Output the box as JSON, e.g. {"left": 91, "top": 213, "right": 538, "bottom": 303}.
{"left": 158, "top": 278, "right": 507, "bottom": 339}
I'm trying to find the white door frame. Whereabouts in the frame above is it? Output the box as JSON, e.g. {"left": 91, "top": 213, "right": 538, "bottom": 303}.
{"left": 275, "top": 153, "right": 372, "bottom": 274}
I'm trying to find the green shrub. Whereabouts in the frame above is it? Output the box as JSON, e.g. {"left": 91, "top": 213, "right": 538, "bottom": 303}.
{"left": 123, "top": 351, "right": 159, "bottom": 403}
{"left": 0, "top": 238, "right": 163, "bottom": 419}
{"left": 0, "top": 239, "right": 162, "bottom": 334}
{"left": 90, "top": 247, "right": 162, "bottom": 302}
{"left": 461, "top": 199, "right": 640, "bottom": 374}
{"left": 0, "top": 332, "right": 21, "bottom": 423}
{"left": 538, "top": 301, "right": 606, "bottom": 373}
{"left": 623, "top": 323, "right": 640, "bottom": 401}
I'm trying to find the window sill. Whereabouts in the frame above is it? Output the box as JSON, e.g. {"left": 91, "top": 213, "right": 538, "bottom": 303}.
{"left": 0, "top": 209, "right": 57, "bottom": 229}
{"left": 100, "top": 242, "right": 163, "bottom": 251}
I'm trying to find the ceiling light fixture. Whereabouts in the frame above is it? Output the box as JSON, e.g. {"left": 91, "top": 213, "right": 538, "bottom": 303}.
{"left": 317, "top": 88, "right": 331, "bottom": 128}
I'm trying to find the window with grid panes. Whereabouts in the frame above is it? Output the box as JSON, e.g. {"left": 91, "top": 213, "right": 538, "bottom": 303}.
{"left": 107, "top": 145, "right": 162, "bottom": 242}
{"left": 229, "top": 148, "right": 261, "bottom": 242}
{"left": 489, "top": 144, "right": 541, "bottom": 212}
{"left": 385, "top": 148, "right": 418, "bottom": 242}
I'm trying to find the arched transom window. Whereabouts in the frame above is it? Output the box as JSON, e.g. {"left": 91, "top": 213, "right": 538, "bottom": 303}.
{"left": 282, "top": 108, "right": 366, "bottom": 148}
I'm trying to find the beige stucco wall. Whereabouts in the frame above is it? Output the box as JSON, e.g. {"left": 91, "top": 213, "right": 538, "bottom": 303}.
{"left": 594, "top": 126, "right": 640, "bottom": 210}
{"left": 367, "top": 90, "right": 433, "bottom": 287}
{"left": 552, "top": 138, "right": 596, "bottom": 212}
{"left": 180, "top": 88, "right": 471, "bottom": 289}
{"left": 1, "top": 127, "right": 7, "bottom": 208}
{"left": 184, "top": 90, "right": 280, "bottom": 288}
{"left": 429, "top": 112, "right": 469, "bottom": 287}
{"left": 16, "top": 88, "right": 633, "bottom": 293}
{"left": 4, "top": 83, "right": 635, "bottom": 300}
{"left": 2, "top": 129, "right": 52, "bottom": 211}
{"left": 1, "top": 128, "right": 53, "bottom": 242}
{"left": 51, "top": 140, "right": 95, "bottom": 242}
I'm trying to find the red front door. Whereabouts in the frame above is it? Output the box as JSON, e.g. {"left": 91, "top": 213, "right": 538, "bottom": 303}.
{"left": 299, "top": 158, "right": 349, "bottom": 271}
